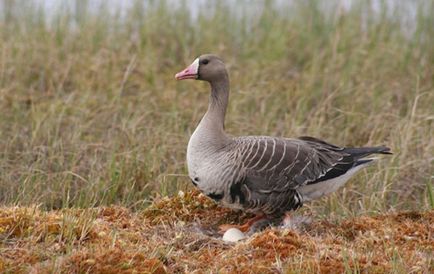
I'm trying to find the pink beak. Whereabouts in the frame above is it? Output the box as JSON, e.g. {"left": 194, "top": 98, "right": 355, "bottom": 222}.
{"left": 175, "top": 58, "right": 199, "bottom": 80}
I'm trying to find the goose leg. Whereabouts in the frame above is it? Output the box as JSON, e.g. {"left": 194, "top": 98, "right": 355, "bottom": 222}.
{"left": 218, "top": 214, "right": 266, "bottom": 233}
{"left": 246, "top": 215, "right": 289, "bottom": 235}
{"left": 246, "top": 218, "right": 274, "bottom": 235}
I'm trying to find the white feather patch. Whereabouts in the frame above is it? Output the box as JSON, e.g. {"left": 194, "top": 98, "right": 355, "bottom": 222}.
{"left": 191, "top": 57, "right": 199, "bottom": 75}
{"left": 298, "top": 160, "right": 374, "bottom": 202}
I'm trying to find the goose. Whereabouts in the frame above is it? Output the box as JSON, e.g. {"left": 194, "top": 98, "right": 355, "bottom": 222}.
{"left": 175, "top": 54, "right": 391, "bottom": 234}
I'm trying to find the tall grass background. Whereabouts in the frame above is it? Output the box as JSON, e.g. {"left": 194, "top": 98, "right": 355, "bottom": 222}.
{"left": 0, "top": 0, "right": 432, "bottom": 216}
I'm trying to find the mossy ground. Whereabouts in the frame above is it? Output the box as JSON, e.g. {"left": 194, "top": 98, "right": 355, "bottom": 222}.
{"left": 1, "top": 191, "right": 433, "bottom": 273}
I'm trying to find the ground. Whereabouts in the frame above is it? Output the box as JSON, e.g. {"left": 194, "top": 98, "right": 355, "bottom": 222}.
{"left": 0, "top": 191, "right": 433, "bottom": 273}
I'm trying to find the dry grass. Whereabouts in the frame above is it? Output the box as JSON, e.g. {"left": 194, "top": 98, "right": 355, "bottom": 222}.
{"left": 0, "top": 191, "right": 433, "bottom": 273}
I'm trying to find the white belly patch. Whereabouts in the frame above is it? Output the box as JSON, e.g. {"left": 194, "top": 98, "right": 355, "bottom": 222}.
{"left": 298, "top": 163, "right": 369, "bottom": 202}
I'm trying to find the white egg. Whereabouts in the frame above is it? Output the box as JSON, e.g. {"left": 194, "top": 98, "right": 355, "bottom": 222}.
{"left": 222, "top": 228, "right": 246, "bottom": 242}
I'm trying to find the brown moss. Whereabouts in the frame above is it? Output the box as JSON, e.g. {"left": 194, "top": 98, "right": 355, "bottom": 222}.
{"left": 142, "top": 190, "right": 254, "bottom": 227}
{"left": 1, "top": 192, "right": 433, "bottom": 273}
{"left": 61, "top": 249, "right": 167, "bottom": 274}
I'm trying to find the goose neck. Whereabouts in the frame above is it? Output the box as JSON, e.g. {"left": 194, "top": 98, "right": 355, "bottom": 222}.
{"left": 197, "top": 76, "right": 230, "bottom": 144}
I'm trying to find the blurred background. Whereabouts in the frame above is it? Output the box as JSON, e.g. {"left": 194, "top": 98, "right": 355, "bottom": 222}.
{"left": 0, "top": 0, "right": 432, "bottom": 216}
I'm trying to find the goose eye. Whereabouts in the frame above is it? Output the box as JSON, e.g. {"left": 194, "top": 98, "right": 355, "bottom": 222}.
{"left": 201, "top": 59, "right": 209, "bottom": 65}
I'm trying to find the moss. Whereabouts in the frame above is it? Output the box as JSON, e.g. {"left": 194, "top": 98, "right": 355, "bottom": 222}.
{"left": 2, "top": 192, "right": 433, "bottom": 273}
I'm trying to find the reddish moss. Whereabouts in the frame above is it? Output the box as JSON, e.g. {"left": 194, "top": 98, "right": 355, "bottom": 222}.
{"left": 0, "top": 193, "right": 433, "bottom": 273}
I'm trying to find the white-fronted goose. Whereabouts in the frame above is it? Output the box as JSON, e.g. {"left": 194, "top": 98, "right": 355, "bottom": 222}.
{"left": 175, "top": 54, "right": 391, "bottom": 234}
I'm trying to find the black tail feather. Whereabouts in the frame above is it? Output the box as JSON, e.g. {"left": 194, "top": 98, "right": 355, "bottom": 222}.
{"left": 344, "top": 146, "right": 392, "bottom": 158}
{"left": 354, "top": 158, "right": 374, "bottom": 167}
{"left": 307, "top": 145, "right": 391, "bottom": 185}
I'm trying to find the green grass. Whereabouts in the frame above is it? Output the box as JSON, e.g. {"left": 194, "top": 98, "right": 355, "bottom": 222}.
{"left": 0, "top": 0, "right": 433, "bottom": 214}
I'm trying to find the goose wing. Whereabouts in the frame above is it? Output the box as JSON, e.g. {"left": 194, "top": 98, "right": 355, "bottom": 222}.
{"left": 236, "top": 136, "right": 344, "bottom": 190}
{"left": 230, "top": 136, "right": 389, "bottom": 216}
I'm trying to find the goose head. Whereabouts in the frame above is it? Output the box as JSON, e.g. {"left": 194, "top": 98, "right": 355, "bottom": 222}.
{"left": 175, "top": 54, "right": 227, "bottom": 83}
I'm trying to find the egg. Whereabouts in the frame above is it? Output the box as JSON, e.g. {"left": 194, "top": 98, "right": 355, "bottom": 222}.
{"left": 222, "top": 228, "right": 246, "bottom": 242}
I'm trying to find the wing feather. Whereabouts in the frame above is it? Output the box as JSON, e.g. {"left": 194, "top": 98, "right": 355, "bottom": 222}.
{"left": 226, "top": 135, "right": 389, "bottom": 217}
{"left": 234, "top": 136, "right": 345, "bottom": 192}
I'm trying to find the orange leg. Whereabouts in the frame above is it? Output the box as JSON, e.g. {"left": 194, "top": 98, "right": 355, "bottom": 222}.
{"left": 219, "top": 214, "right": 266, "bottom": 233}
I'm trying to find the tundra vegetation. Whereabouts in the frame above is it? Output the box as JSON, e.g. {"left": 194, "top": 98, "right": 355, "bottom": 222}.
{"left": 0, "top": 0, "right": 433, "bottom": 273}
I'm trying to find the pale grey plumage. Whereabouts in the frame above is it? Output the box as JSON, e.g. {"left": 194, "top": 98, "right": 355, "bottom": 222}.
{"left": 177, "top": 54, "right": 391, "bottom": 229}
